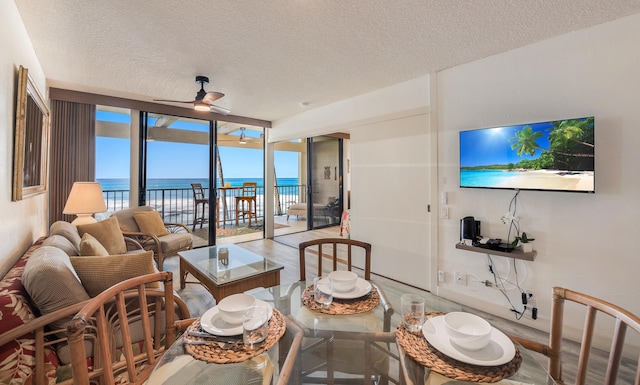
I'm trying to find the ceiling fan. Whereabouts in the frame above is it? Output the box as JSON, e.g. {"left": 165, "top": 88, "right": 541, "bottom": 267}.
{"left": 154, "top": 76, "right": 231, "bottom": 115}
{"left": 217, "top": 127, "right": 263, "bottom": 145}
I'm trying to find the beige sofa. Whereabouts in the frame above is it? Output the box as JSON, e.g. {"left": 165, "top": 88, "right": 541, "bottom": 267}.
{"left": 0, "top": 221, "right": 189, "bottom": 385}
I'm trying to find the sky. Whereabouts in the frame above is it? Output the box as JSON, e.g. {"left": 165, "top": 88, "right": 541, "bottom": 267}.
{"left": 459, "top": 121, "right": 552, "bottom": 167}
{"left": 96, "top": 110, "right": 298, "bottom": 179}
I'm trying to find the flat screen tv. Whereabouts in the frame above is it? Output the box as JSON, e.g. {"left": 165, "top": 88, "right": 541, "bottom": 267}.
{"left": 459, "top": 116, "right": 594, "bottom": 193}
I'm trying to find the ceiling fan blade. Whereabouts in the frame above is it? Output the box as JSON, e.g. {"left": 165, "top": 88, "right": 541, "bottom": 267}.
{"left": 202, "top": 92, "right": 225, "bottom": 104}
{"left": 210, "top": 105, "right": 231, "bottom": 115}
{"left": 153, "top": 99, "right": 195, "bottom": 104}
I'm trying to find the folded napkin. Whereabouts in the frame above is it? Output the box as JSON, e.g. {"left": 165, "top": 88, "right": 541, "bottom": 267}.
{"left": 425, "top": 372, "right": 532, "bottom": 385}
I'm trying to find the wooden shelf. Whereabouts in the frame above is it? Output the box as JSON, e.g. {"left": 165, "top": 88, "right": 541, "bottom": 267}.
{"left": 455, "top": 243, "right": 536, "bottom": 261}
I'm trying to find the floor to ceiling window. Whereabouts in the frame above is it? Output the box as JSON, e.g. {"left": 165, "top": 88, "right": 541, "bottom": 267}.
{"left": 95, "top": 106, "right": 132, "bottom": 213}
{"left": 95, "top": 103, "right": 306, "bottom": 245}
{"left": 269, "top": 135, "right": 346, "bottom": 234}
{"left": 141, "top": 112, "right": 213, "bottom": 243}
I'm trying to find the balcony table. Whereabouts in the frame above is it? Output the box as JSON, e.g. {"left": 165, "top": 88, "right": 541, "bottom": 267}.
{"left": 145, "top": 280, "right": 556, "bottom": 385}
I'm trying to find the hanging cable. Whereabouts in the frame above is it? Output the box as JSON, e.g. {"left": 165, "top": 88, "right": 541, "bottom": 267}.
{"left": 488, "top": 254, "right": 527, "bottom": 320}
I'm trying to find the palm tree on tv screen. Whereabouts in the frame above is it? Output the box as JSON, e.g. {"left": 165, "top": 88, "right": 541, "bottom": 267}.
{"left": 509, "top": 117, "right": 594, "bottom": 171}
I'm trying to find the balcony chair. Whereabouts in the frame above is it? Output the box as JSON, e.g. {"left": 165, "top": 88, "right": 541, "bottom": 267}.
{"left": 511, "top": 286, "right": 640, "bottom": 385}
{"left": 297, "top": 238, "right": 395, "bottom": 384}
{"left": 235, "top": 182, "right": 257, "bottom": 226}
{"left": 113, "top": 206, "right": 193, "bottom": 271}
{"left": 190, "top": 183, "right": 219, "bottom": 231}
{"left": 67, "top": 272, "right": 194, "bottom": 385}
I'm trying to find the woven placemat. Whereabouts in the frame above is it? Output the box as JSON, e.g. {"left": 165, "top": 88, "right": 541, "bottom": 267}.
{"left": 301, "top": 284, "right": 380, "bottom": 315}
{"left": 184, "top": 308, "right": 286, "bottom": 364}
{"left": 396, "top": 312, "right": 522, "bottom": 383}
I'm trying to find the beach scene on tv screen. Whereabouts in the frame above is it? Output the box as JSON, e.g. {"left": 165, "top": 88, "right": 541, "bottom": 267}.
{"left": 460, "top": 117, "right": 594, "bottom": 192}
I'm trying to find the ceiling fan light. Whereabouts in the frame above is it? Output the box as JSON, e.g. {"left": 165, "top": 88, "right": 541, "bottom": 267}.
{"left": 194, "top": 101, "right": 210, "bottom": 111}
{"left": 210, "top": 105, "right": 231, "bottom": 115}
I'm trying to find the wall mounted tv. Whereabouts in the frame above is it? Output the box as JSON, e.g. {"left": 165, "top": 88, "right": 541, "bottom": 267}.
{"left": 459, "top": 116, "right": 594, "bottom": 193}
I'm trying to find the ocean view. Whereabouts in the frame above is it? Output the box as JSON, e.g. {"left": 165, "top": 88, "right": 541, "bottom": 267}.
{"left": 97, "top": 178, "right": 304, "bottom": 222}
{"left": 98, "top": 177, "right": 299, "bottom": 191}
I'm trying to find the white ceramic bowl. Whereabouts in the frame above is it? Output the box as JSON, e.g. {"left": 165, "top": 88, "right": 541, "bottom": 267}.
{"left": 217, "top": 294, "right": 256, "bottom": 325}
{"left": 443, "top": 312, "right": 492, "bottom": 351}
{"left": 328, "top": 271, "right": 358, "bottom": 292}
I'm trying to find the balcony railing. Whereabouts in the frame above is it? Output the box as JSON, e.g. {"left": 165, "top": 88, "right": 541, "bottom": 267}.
{"left": 103, "top": 185, "right": 307, "bottom": 228}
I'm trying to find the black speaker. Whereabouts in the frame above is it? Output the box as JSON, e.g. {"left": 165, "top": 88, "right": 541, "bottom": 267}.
{"left": 460, "top": 217, "right": 481, "bottom": 241}
{"left": 460, "top": 216, "right": 476, "bottom": 241}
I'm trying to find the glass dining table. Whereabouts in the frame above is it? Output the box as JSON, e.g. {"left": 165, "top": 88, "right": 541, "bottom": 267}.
{"left": 145, "top": 279, "right": 556, "bottom": 385}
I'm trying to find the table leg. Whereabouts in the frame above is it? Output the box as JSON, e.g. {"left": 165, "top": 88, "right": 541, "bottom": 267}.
{"left": 179, "top": 258, "right": 186, "bottom": 290}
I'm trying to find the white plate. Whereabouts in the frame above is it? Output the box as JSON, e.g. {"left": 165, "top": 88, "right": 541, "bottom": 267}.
{"left": 422, "top": 315, "right": 516, "bottom": 366}
{"left": 318, "top": 277, "right": 372, "bottom": 299}
{"left": 200, "top": 299, "right": 273, "bottom": 336}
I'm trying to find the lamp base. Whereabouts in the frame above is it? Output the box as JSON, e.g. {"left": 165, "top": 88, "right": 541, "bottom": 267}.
{"left": 71, "top": 214, "right": 97, "bottom": 226}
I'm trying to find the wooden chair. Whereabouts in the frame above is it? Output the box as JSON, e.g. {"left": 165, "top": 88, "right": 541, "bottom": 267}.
{"left": 190, "top": 183, "right": 219, "bottom": 231}
{"left": 190, "top": 183, "right": 208, "bottom": 231}
{"left": 298, "top": 238, "right": 396, "bottom": 384}
{"left": 235, "top": 182, "right": 258, "bottom": 226}
{"left": 511, "top": 286, "right": 640, "bottom": 385}
{"left": 67, "top": 272, "right": 192, "bottom": 385}
{"left": 299, "top": 237, "right": 372, "bottom": 282}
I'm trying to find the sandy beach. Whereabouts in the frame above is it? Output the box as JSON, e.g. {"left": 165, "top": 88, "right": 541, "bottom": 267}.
{"left": 495, "top": 170, "right": 594, "bottom": 191}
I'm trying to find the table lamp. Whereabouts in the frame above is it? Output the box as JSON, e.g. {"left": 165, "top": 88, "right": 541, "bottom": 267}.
{"left": 63, "top": 182, "right": 107, "bottom": 225}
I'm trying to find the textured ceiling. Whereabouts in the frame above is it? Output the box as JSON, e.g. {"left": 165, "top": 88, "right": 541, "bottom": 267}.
{"left": 14, "top": 1, "right": 640, "bottom": 122}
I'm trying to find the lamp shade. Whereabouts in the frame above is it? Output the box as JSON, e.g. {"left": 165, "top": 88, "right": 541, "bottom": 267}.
{"left": 63, "top": 182, "right": 107, "bottom": 215}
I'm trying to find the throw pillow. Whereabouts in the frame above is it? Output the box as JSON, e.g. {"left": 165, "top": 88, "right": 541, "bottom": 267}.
{"left": 49, "top": 220, "right": 81, "bottom": 254}
{"left": 77, "top": 216, "right": 127, "bottom": 255}
{"left": 22, "top": 246, "right": 91, "bottom": 332}
{"left": 70, "top": 251, "right": 160, "bottom": 297}
{"left": 134, "top": 211, "right": 169, "bottom": 237}
{"left": 79, "top": 233, "right": 109, "bottom": 256}
{"left": 42, "top": 234, "right": 79, "bottom": 256}
{"left": 0, "top": 242, "right": 59, "bottom": 384}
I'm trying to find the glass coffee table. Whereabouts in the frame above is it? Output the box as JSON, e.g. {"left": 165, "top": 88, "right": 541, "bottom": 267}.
{"left": 178, "top": 244, "right": 284, "bottom": 301}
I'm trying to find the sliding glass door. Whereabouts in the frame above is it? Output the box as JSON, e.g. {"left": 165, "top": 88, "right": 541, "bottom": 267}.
{"left": 140, "top": 112, "right": 214, "bottom": 246}
{"left": 308, "top": 136, "right": 343, "bottom": 229}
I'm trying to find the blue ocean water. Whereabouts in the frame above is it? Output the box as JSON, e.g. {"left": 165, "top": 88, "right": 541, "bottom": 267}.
{"left": 98, "top": 177, "right": 299, "bottom": 191}
{"left": 460, "top": 170, "right": 517, "bottom": 187}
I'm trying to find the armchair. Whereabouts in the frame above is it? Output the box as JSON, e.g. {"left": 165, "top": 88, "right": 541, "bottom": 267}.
{"left": 113, "top": 206, "right": 193, "bottom": 270}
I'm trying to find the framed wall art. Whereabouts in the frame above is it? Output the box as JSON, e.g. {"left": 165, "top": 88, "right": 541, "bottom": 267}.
{"left": 12, "top": 65, "right": 50, "bottom": 201}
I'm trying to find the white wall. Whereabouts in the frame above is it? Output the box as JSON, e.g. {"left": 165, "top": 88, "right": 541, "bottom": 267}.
{"left": 436, "top": 13, "right": 640, "bottom": 350}
{"left": 272, "top": 77, "right": 433, "bottom": 287}
{"left": 0, "top": 1, "right": 49, "bottom": 277}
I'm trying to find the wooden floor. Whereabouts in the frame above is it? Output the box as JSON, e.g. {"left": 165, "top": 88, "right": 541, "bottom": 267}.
{"left": 164, "top": 227, "right": 637, "bottom": 385}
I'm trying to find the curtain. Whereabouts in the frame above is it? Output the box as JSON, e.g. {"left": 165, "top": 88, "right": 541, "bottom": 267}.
{"left": 49, "top": 100, "right": 96, "bottom": 226}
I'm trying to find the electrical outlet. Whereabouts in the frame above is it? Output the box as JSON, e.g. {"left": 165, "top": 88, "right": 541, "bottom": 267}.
{"left": 440, "top": 206, "right": 449, "bottom": 219}
{"left": 455, "top": 272, "right": 466, "bottom": 286}
{"left": 438, "top": 270, "right": 445, "bottom": 283}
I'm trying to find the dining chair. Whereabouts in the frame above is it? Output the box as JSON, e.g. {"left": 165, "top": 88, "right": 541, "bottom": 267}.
{"left": 235, "top": 182, "right": 258, "bottom": 226}
{"left": 298, "top": 238, "right": 396, "bottom": 385}
{"left": 298, "top": 237, "right": 372, "bottom": 282}
{"left": 511, "top": 286, "right": 640, "bottom": 385}
{"left": 67, "top": 272, "right": 193, "bottom": 385}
